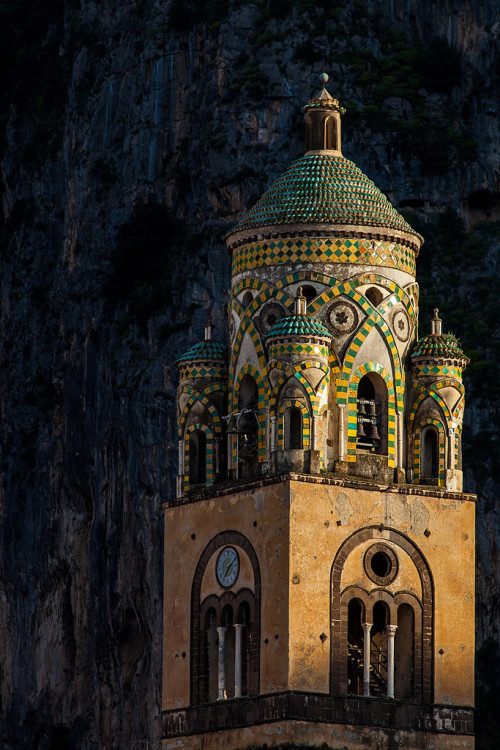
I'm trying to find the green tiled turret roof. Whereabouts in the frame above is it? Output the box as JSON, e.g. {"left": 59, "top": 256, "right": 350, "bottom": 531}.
{"left": 176, "top": 340, "right": 227, "bottom": 363}
{"left": 411, "top": 333, "right": 469, "bottom": 364}
{"left": 266, "top": 314, "right": 331, "bottom": 339}
{"left": 230, "top": 154, "right": 422, "bottom": 241}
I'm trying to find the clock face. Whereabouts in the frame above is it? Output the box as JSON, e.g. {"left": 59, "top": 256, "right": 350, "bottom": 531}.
{"left": 216, "top": 547, "right": 239, "bottom": 588}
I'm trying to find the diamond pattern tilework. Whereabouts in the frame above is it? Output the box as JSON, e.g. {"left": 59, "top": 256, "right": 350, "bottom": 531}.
{"left": 232, "top": 238, "right": 416, "bottom": 277}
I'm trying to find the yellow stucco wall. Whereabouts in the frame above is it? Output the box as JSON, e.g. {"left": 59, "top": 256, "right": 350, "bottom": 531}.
{"left": 163, "top": 477, "right": 475, "bottom": 711}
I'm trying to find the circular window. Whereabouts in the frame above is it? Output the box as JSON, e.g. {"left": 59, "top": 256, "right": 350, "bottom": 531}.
{"left": 364, "top": 544, "right": 398, "bottom": 585}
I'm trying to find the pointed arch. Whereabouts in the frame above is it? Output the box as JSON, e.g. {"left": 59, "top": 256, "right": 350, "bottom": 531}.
{"left": 183, "top": 423, "right": 214, "bottom": 492}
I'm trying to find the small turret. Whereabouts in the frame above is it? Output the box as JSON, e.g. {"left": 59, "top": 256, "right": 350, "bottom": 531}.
{"left": 175, "top": 322, "right": 228, "bottom": 496}
{"left": 409, "top": 310, "right": 469, "bottom": 490}
{"left": 303, "top": 72, "right": 345, "bottom": 155}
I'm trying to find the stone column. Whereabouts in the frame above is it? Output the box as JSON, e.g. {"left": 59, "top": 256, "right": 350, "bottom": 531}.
{"left": 397, "top": 412, "right": 403, "bottom": 469}
{"left": 448, "top": 429, "right": 454, "bottom": 469}
{"left": 217, "top": 626, "right": 227, "bottom": 700}
{"left": 311, "top": 415, "right": 316, "bottom": 450}
{"left": 363, "top": 622, "right": 372, "bottom": 696}
{"left": 386, "top": 624, "right": 397, "bottom": 699}
{"left": 265, "top": 406, "right": 270, "bottom": 463}
{"left": 338, "top": 404, "right": 345, "bottom": 460}
{"left": 270, "top": 415, "right": 276, "bottom": 451}
{"left": 234, "top": 624, "right": 244, "bottom": 698}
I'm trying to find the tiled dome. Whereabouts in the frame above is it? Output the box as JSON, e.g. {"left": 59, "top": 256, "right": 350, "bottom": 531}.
{"left": 411, "top": 333, "right": 469, "bottom": 365}
{"left": 176, "top": 340, "right": 227, "bottom": 363}
{"left": 230, "top": 154, "right": 422, "bottom": 241}
{"left": 266, "top": 314, "right": 331, "bottom": 339}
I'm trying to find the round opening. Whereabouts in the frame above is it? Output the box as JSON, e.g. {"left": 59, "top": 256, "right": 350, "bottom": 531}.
{"left": 370, "top": 551, "right": 392, "bottom": 578}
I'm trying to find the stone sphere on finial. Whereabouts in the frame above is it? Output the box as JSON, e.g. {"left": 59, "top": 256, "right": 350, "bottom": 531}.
{"left": 319, "top": 72, "right": 329, "bottom": 85}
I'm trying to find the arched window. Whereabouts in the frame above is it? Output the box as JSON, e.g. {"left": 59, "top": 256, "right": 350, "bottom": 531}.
{"left": 236, "top": 374, "right": 259, "bottom": 479}
{"left": 357, "top": 373, "right": 387, "bottom": 454}
{"left": 421, "top": 426, "right": 439, "bottom": 480}
{"left": 241, "top": 291, "right": 253, "bottom": 309}
{"left": 301, "top": 284, "right": 317, "bottom": 304}
{"left": 237, "top": 601, "right": 251, "bottom": 697}
{"left": 192, "top": 534, "right": 261, "bottom": 706}
{"left": 221, "top": 605, "right": 235, "bottom": 699}
{"left": 347, "top": 599, "right": 364, "bottom": 695}
{"left": 189, "top": 430, "right": 206, "bottom": 486}
{"left": 370, "top": 601, "right": 389, "bottom": 696}
{"left": 204, "top": 608, "right": 218, "bottom": 702}
{"left": 285, "top": 406, "right": 303, "bottom": 450}
{"left": 395, "top": 603, "right": 414, "bottom": 699}
{"left": 366, "top": 286, "right": 384, "bottom": 308}
{"left": 324, "top": 115, "right": 338, "bottom": 150}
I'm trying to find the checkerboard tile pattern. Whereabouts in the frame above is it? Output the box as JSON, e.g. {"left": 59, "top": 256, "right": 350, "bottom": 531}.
{"left": 232, "top": 238, "right": 416, "bottom": 277}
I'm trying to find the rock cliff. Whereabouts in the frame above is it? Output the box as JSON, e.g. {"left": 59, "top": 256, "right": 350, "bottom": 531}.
{"left": 0, "top": 0, "right": 499, "bottom": 747}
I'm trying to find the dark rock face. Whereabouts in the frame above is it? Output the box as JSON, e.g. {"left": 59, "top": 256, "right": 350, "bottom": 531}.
{"left": 0, "top": 0, "right": 499, "bottom": 747}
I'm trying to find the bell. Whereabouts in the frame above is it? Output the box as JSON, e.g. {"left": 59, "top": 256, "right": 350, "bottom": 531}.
{"left": 365, "top": 422, "right": 381, "bottom": 441}
{"left": 357, "top": 400, "right": 366, "bottom": 415}
{"left": 357, "top": 419, "right": 366, "bottom": 438}
{"left": 368, "top": 401, "right": 377, "bottom": 417}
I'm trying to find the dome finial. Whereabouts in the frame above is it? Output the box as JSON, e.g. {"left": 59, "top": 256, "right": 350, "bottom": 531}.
{"left": 295, "top": 287, "right": 307, "bottom": 315}
{"left": 319, "top": 71, "right": 329, "bottom": 88}
{"left": 431, "top": 308, "right": 442, "bottom": 335}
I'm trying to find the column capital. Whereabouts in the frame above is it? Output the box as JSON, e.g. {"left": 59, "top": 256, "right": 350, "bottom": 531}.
{"left": 386, "top": 624, "right": 398, "bottom": 636}
{"left": 363, "top": 622, "right": 372, "bottom": 631}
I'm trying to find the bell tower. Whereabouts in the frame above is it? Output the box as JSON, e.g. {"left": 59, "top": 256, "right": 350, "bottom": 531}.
{"left": 162, "top": 76, "right": 475, "bottom": 750}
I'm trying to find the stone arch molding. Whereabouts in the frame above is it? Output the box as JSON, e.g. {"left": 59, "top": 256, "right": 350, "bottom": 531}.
{"left": 190, "top": 531, "right": 261, "bottom": 705}
{"left": 330, "top": 525, "right": 434, "bottom": 703}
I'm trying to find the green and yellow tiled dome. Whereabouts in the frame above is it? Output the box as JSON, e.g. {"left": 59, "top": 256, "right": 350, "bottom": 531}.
{"left": 266, "top": 314, "right": 331, "bottom": 340}
{"left": 231, "top": 154, "right": 422, "bottom": 241}
{"left": 176, "top": 339, "right": 227, "bottom": 363}
{"left": 411, "top": 332, "right": 469, "bottom": 365}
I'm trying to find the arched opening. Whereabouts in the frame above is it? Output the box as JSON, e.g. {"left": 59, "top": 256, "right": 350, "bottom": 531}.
{"left": 241, "top": 291, "right": 253, "bottom": 309}
{"left": 357, "top": 373, "right": 387, "bottom": 454}
{"left": 189, "top": 430, "right": 207, "bottom": 486}
{"left": 324, "top": 115, "right": 338, "bottom": 150}
{"left": 301, "top": 284, "right": 317, "bottom": 304}
{"left": 421, "top": 426, "right": 439, "bottom": 481}
{"left": 395, "top": 603, "right": 414, "bottom": 700}
{"left": 370, "top": 601, "right": 389, "bottom": 696}
{"left": 221, "top": 605, "right": 235, "bottom": 699}
{"left": 204, "top": 608, "right": 218, "bottom": 702}
{"left": 236, "top": 374, "right": 259, "bottom": 479}
{"left": 285, "top": 406, "right": 303, "bottom": 450}
{"left": 366, "top": 286, "right": 384, "bottom": 308}
{"left": 237, "top": 601, "right": 251, "bottom": 697}
{"left": 347, "top": 598, "right": 364, "bottom": 695}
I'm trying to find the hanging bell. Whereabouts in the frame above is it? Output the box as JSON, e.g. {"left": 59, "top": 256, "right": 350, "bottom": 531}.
{"left": 368, "top": 400, "right": 377, "bottom": 417}
{"left": 357, "top": 418, "right": 366, "bottom": 438}
{"left": 357, "top": 400, "right": 366, "bottom": 415}
{"left": 365, "top": 422, "right": 381, "bottom": 441}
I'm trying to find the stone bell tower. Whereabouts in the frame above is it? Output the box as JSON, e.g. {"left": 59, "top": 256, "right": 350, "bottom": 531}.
{"left": 162, "top": 75, "right": 475, "bottom": 750}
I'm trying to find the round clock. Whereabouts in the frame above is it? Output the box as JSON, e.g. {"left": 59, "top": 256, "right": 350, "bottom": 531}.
{"left": 216, "top": 546, "right": 240, "bottom": 588}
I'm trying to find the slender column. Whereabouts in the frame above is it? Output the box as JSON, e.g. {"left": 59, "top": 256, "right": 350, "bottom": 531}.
{"left": 270, "top": 416, "right": 276, "bottom": 451}
{"left": 338, "top": 404, "right": 345, "bottom": 460}
{"left": 265, "top": 406, "right": 270, "bottom": 463}
{"left": 397, "top": 412, "right": 404, "bottom": 469}
{"left": 310, "top": 415, "right": 316, "bottom": 450}
{"left": 448, "top": 429, "right": 454, "bottom": 469}
{"left": 234, "top": 624, "right": 244, "bottom": 698}
{"left": 178, "top": 439, "right": 184, "bottom": 473}
{"left": 386, "top": 625, "right": 397, "bottom": 698}
{"left": 217, "top": 626, "right": 227, "bottom": 700}
{"left": 363, "top": 622, "right": 372, "bottom": 696}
